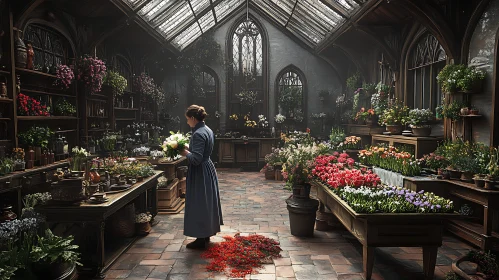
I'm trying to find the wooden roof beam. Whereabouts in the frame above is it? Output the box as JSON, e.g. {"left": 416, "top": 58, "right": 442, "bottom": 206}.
{"left": 320, "top": 0, "right": 350, "bottom": 18}
{"left": 316, "top": 0, "right": 385, "bottom": 54}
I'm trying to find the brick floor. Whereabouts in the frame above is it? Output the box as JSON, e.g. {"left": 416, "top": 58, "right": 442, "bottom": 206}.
{"left": 105, "top": 169, "right": 474, "bottom": 280}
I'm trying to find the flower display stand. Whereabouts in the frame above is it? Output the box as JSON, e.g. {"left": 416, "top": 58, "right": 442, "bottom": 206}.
{"left": 371, "top": 134, "right": 444, "bottom": 159}
{"left": 313, "top": 181, "right": 460, "bottom": 280}
{"left": 155, "top": 157, "right": 186, "bottom": 213}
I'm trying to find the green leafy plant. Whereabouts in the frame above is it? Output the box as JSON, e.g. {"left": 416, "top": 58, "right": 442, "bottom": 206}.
{"left": 362, "top": 83, "right": 377, "bottom": 95}
{"left": 442, "top": 100, "right": 465, "bottom": 120}
{"left": 105, "top": 71, "right": 127, "bottom": 97}
{"left": 18, "top": 126, "right": 54, "bottom": 149}
{"left": 30, "top": 229, "right": 81, "bottom": 266}
{"left": 407, "top": 109, "right": 434, "bottom": 127}
{"left": 330, "top": 127, "right": 346, "bottom": 147}
{"left": 378, "top": 99, "right": 410, "bottom": 126}
{"left": 346, "top": 71, "right": 362, "bottom": 92}
{"left": 53, "top": 99, "right": 76, "bottom": 116}
{"left": 278, "top": 87, "right": 302, "bottom": 114}
{"left": 437, "top": 64, "right": 485, "bottom": 93}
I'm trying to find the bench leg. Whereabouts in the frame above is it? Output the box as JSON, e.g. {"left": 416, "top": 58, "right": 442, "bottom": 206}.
{"left": 363, "top": 245, "right": 374, "bottom": 280}
{"left": 423, "top": 246, "right": 438, "bottom": 280}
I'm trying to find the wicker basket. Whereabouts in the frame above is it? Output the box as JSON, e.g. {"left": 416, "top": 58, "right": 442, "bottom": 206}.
{"left": 107, "top": 203, "right": 136, "bottom": 238}
{"left": 50, "top": 180, "right": 84, "bottom": 202}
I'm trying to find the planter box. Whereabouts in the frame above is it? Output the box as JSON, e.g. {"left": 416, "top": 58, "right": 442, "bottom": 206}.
{"left": 158, "top": 178, "right": 181, "bottom": 211}
{"left": 313, "top": 181, "right": 460, "bottom": 280}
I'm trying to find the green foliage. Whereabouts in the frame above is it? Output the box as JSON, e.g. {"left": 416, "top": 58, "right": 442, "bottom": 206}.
{"left": 104, "top": 71, "right": 128, "bottom": 97}
{"left": 362, "top": 83, "right": 377, "bottom": 95}
{"left": 329, "top": 127, "right": 346, "bottom": 146}
{"left": 18, "top": 126, "right": 54, "bottom": 149}
{"left": 437, "top": 64, "right": 485, "bottom": 93}
{"left": 442, "top": 100, "right": 465, "bottom": 120}
{"left": 278, "top": 87, "right": 302, "bottom": 113}
{"left": 54, "top": 99, "right": 76, "bottom": 117}
{"left": 30, "top": 229, "right": 81, "bottom": 266}
{"left": 346, "top": 71, "right": 362, "bottom": 92}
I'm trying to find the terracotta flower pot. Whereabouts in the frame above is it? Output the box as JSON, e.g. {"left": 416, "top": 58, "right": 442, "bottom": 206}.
{"left": 385, "top": 125, "right": 403, "bottom": 134}
{"left": 474, "top": 179, "right": 486, "bottom": 188}
{"left": 448, "top": 169, "right": 462, "bottom": 180}
{"left": 460, "top": 172, "right": 474, "bottom": 183}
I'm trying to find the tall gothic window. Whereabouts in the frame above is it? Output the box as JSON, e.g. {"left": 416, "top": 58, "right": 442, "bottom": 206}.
{"left": 116, "top": 55, "right": 132, "bottom": 92}
{"left": 228, "top": 17, "right": 266, "bottom": 124}
{"left": 276, "top": 68, "right": 306, "bottom": 129}
{"left": 190, "top": 68, "right": 219, "bottom": 129}
{"left": 24, "top": 24, "right": 69, "bottom": 71}
{"left": 407, "top": 33, "right": 447, "bottom": 110}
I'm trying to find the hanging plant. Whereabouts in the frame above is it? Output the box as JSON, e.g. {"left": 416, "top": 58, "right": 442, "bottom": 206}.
{"left": 77, "top": 56, "right": 107, "bottom": 94}
{"left": 104, "top": 71, "right": 127, "bottom": 97}
{"left": 133, "top": 72, "right": 156, "bottom": 96}
{"left": 53, "top": 64, "right": 74, "bottom": 90}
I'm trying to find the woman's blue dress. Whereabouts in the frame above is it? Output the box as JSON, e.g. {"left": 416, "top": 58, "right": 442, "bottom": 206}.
{"left": 184, "top": 122, "right": 223, "bottom": 238}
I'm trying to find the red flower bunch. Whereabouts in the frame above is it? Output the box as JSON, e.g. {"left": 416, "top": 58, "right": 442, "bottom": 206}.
{"left": 201, "top": 234, "right": 282, "bottom": 278}
{"left": 17, "top": 93, "right": 50, "bottom": 116}
{"left": 77, "top": 56, "right": 107, "bottom": 94}
{"left": 312, "top": 153, "right": 380, "bottom": 189}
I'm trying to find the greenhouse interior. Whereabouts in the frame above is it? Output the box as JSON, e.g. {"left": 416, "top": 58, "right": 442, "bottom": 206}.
{"left": 1, "top": 0, "right": 499, "bottom": 279}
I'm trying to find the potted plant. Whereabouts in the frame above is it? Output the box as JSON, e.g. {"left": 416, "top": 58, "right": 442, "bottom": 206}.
{"left": 486, "top": 147, "right": 499, "bottom": 188}
{"left": 458, "top": 66, "right": 485, "bottom": 93}
{"left": 133, "top": 146, "right": 150, "bottom": 157}
{"left": 469, "top": 105, "right": 480, "bottom": 115}
{"left": 53, "top": 99, "right": 76, "bottom": 117}
{"left": 77, "top": 55, "right": 107, "bottom": 94}
{"left": 53, "top": 64, "right": 74, "bottom": 90}
{"left": 422, "top": 153, "right": 449, "bottom": 175}
{"left": 473, "top": 174, "right": 487, "bottom": 188}
{"left": 354, "top": 108, "right": 368, "bottom": 125}
{"left": 379, "top": 99, "right": 409, "bottom": 134}
{"left": 135, "top": 212, "right": 152, "bottom": 236}
{"left": 30, "top": 229, "right": 81, "bottom": 279}
{"left": 407, "top": 109, "right": 434, "bottom": 137}
{"left": 104, "top": 70, "right": 127, "bottom": 98}
{"left": 442, "top": 100, "right": 465, "bottom": 121}
{"left": 437, "top": 64, "right": 465, "bottom": 93}
{"left": 12, "top": 148, "right": 25, "bottom": 171}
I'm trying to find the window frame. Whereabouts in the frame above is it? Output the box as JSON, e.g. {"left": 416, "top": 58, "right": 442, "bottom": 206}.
{"left": 275, "top": 65, "right": 308, "bottom": 128}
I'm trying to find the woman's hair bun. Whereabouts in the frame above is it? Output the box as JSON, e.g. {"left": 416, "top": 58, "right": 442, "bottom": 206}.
{"left": 186, "top": 105, "right": 208, "bottom": 121}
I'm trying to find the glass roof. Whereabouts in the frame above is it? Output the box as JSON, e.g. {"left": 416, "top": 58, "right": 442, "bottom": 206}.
{"left": 121, "top": 0, "right": 366, "bottom": 51}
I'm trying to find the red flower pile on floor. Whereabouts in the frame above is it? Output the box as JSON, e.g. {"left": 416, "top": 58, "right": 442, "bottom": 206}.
{"left": 201, "top": 233, "right": 282, "bottom": 278}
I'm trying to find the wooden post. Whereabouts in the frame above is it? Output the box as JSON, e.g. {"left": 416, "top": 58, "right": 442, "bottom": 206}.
{"left": 363, "top": 245, "right": 375, "bottom": 280}
{"left": 422, "top": 246, "right": 438, "bottom": 280}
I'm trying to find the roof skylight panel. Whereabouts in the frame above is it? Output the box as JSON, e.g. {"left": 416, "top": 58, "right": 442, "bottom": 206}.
{"left": 334, "top": 0, "right": 359, "bottom": 10}
{"left": 157, "top": 2, "right": 193, "bottom": 39}
{"left": 123, "top": 0, "right": 146, "bottom": 8}
{"left": 172, "top": 23, "right": 202, "bottom": 49}
{"left": 300, "top": 0, "right": 343, "bottom": 29}
{"left": 214, "top": 0, "right": 244, "bottom": 21}
{"left": 252, "top": 0, "right": 292, "bottom": 25}
{"left": 288, "top": 17, "right": 323, "bottom": 45}
{"left": 138, "top": 0, "right": 173, "bottom": 20}
{"left": 293, "top": 5, "right": 332, "bottom": 35}
{"left": 190, "top": 0, "right": 210, "bottom": 15}
{"left": 199, "top": 12, "right": 216, "bottom": 32}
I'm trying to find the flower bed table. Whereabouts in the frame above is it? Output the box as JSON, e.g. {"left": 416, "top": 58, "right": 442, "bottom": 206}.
{"left": 371, "top": 134, "right": 443, "bottom": 159}
{"left": 38, "top": 171, "right": 163, "bottom": 279}
{"left": 313, "top": 181, "right": 461, "bottom": 280}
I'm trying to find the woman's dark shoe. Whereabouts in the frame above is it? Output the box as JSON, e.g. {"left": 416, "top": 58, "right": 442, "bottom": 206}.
{"left": 205, "top": 237, "right": 211, "bottom": 243}
{"left": 186, "top": 238, "right": 206, "bottom": 249}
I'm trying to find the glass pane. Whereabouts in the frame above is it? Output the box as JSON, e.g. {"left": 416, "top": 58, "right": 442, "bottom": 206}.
{"left": 233, "top": 20, "right": 262, "bottom": 77}
{"left": 123, "top": 0, "right": 149, "bottom": 8}
{"left": 172, "top": 22, "right": 202, "bottom": 49}
{"left": 138, "top": 0, "right": 174, "bottom": 20}
{"left": 288, "top": 17, "right": 323, "bottom": 44}
{"left": 300, "top": 0, "right": 343, "bottom": 29}
{"left": 334, "top": 0, "right": 359, "bottom": 11}
{"left": 232, "top": 34, "right": 239, "bottom": 74}
{"left": 255, "top": 34, "right": 262, "bottom": 76}
{"left": 190, "top": 0, "right": 210, "bottom": 15}
{"left": 199, "top": 12, "right": 215, "bottom": 33}
{"left": 214, "top": 0, "right": 244, "bottom": 21}
{"left": 252, "top": 0, "right": 289, "bottom": 25}
{"left": 157, "top": 3, "right": 193, "bottom": 39}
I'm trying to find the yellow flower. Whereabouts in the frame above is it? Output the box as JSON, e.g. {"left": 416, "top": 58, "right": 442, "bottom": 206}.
{"left": 168, "top": 141, "right": 178, "bottom": 149}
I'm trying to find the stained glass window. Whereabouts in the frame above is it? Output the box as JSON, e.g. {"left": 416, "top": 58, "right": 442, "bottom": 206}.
{"left": 233, "top": 20, "right": 262, "bottom": 76}
{"left": 24, "top": 24, "right": 69, "bottom": 71}
{"left": 407, "top": 33, "right": 447, "bottom": 110}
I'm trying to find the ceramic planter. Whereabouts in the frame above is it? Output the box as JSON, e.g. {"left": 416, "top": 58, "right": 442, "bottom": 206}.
{"left": 385, "top": 125, "right": 403, "bottom": 134}
{"left": 460, "top": 172, "right": 474, "bottom": 183}
{"left": 474, "top": 178, "right": 486, "bottom": 188}
{"left": 411, "top": 127, "right": 432, "bottom": 137}
{"left": 448, "top": 169, "right": 462, "bottom": 180}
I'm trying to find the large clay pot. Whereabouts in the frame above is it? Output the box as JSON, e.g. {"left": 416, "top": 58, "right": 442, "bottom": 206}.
{"left": 385, "top": 125, "right": 403, "bottom": 134}
{"left": 14, "top": 29, "right": 27, "bottom": 68}
{"left": 292, "top": 183, "right": 311, "bottom": 199}
{"left": 286, "top": 195, "right": 319, "bottom": 237}
{"left": 411, "top": 127, "right": 432, "bottom": 137}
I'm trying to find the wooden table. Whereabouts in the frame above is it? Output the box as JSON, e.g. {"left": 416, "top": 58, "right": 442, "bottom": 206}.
{"left": 404, "top": 177, "right": 499, "bottom": 251}
{"left": 314, "top": 181, "right": 460, "bottom": 280}
{"left": 38, "top": 171, "right": 163, "bottom": 279}
{"left": 371, "top": 134, "right": 443, "bottom": 159}
{"left": 216, "top": 138, "right": 278, "bottom": 169}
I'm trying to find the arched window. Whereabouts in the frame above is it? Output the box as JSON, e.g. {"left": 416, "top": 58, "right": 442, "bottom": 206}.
{"left": 228, "top": 16, "right": 267, "bottom": 125}
{"left": 189, "top": 68, "right": 219, "bottom": 129}
{"left": 24, "top": 24, "right": 69, "bottom": 71}
{"left": 116, "top": 55, "right": 133, "bottom": 92}
{"left": 276, "top": 67, "right": 306, "bottom": 128}
{"left": 407, "top": 33, "right": 447, "bottom": 110}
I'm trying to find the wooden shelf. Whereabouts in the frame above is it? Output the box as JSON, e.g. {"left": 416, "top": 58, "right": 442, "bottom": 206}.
{"left": 0, "top": 69, "right": 10, "bottom": 75}
{"left": 88, "top": 116, "right": 108, "bottom": 119}
{"left": 0, "top": 118, "right": 11, "bottom": 121}
{"left": 15, "top": 67, "right": 57, "bottom": 78}
{"left": 90, "top": 93, "right": 109, "bottom": 99}
{"left": 55, "top": 129, "right": 77, "bottom": 133}
{"left": 17, "top": 116, "right": 78, "bottom": 121}
{"left": 115, "top": 118, "right": 136, "bottom": 121}
{"left": 114, "top": 107, "right": 138, "bottom": 111}
{"left": 88, "top": 98, "right": 108, "bottom": 103}
{"left": 88, "top": 128, "right": 106, "bottom": 132}
{"left": 0, "top": 98, "right": 13, "bottom": 103}
{"left": 460, "top": 114, "right": 482, "bottom": 118}
{"left": 21, "top": 88, "right": 76, "bottom": 98}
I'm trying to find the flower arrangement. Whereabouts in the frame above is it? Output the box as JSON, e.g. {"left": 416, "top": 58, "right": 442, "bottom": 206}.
{"left": 354, "top": 108, "right": 374, "bottom": 121}
{"left": 135, "top": 213, "right": 152, "bottom": 223}
{"left": 71, "top": 146, "right": 90, "bottom": 171}
{"left": 53, "top": 64, "right": 74, "bottom": 90}
{"left": 77, "top": 56, "right": 107, "bottom": 94}
{"left": 257, "top": 115, "right": 268, "bottom": 128}
{"left": 312, "top": 153, "right": 380, "bottom": 188}
{"left": 281, "top": 143, "right": 323, "bottom": 187}
{"left": 133, "top": 146, "right": 150, "bottom": 156}
{"left": 201, "top": 234, "right": 282, "bottom": 278}
{"left": 371, "top": 91, "right": 388, "bottom": 115}
{"left": 335, "top": 185, "right": 453, "bottom": 213}
{"left": 133, "top": 72, "right": 156, "bottom": 96}
{"left": 12, "top": 148, "right": 25, "bottom": 161}
{"left": 99, "top": 133, "right": 117, "bottom": 151}
{"left": 437, "top": 64, "right": 485, "bottom": 93}
{"left": 236, "top": 90, "right": 258, "bottom": 106}
{"left": 281, "top": 131, "right": 315, "bottom": 147}
{"left": 359, "top": 145, "right": 422, "bottom": 176}
{"left": 378, "top": 99, "right": 409, "bottom": 126}
{"left": 229, "top": 114, "right": 239, "bottom": 121}
{"left": 274, "top": 114, "right": 286, "bottom": 124}
{"left": 338, "top": 136, "right": 361, "bottom": 150}
{"left": 104, "top": 71, "right": 127, "bottom": 97}
{"left": 422, "top": 153, "right": 449, "bottom": 171}
{"left": 152, "top": 85, "right": 165, "bottom": 104}
{"left": 244, "top": 114, "right": 257, "bottom": 128}
{"left": 407, "top": 108, "right": 434, "bottom": 127}
{"left": 17, "top": 93, "right": 50, "bottom": 116}
{"left": 53, "top": 99, "right": 76, "bottom": 116}
{"left": 329, "top": 127, "right": 346, "bottom": 147}
{"left": 162, "top": 131, "right": 189, "bottom": 160}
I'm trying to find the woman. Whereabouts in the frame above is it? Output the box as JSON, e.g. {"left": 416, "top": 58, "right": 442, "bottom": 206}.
{"left": 180, "top": 105, "right": 223, "bottom": 249}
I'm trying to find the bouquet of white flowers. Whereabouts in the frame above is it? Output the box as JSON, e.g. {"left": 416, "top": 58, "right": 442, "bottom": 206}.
{"left": 162, "top": 131, "right": 190, "bottom": 161}
{"left": 135, "top": 213, "right": 152, "bottom": 223}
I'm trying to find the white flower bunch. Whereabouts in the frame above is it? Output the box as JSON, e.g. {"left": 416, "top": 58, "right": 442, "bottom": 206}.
{"left": 258, "top": 115, "right": 269, "bottom": 127}
{"left": 72, "top": 146, "right": 90, "bottom": 157}
{"left": 150, "top": 150, "right": 164, "bottom": 158}
{"left": 275, "top": 114, "right": 286, "bottom": 124}
{"left": 135, "top": 213, "right": 152, "bottom": 223}
{"left": 133, "top": 146, "right": 150, "bottom": 154}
